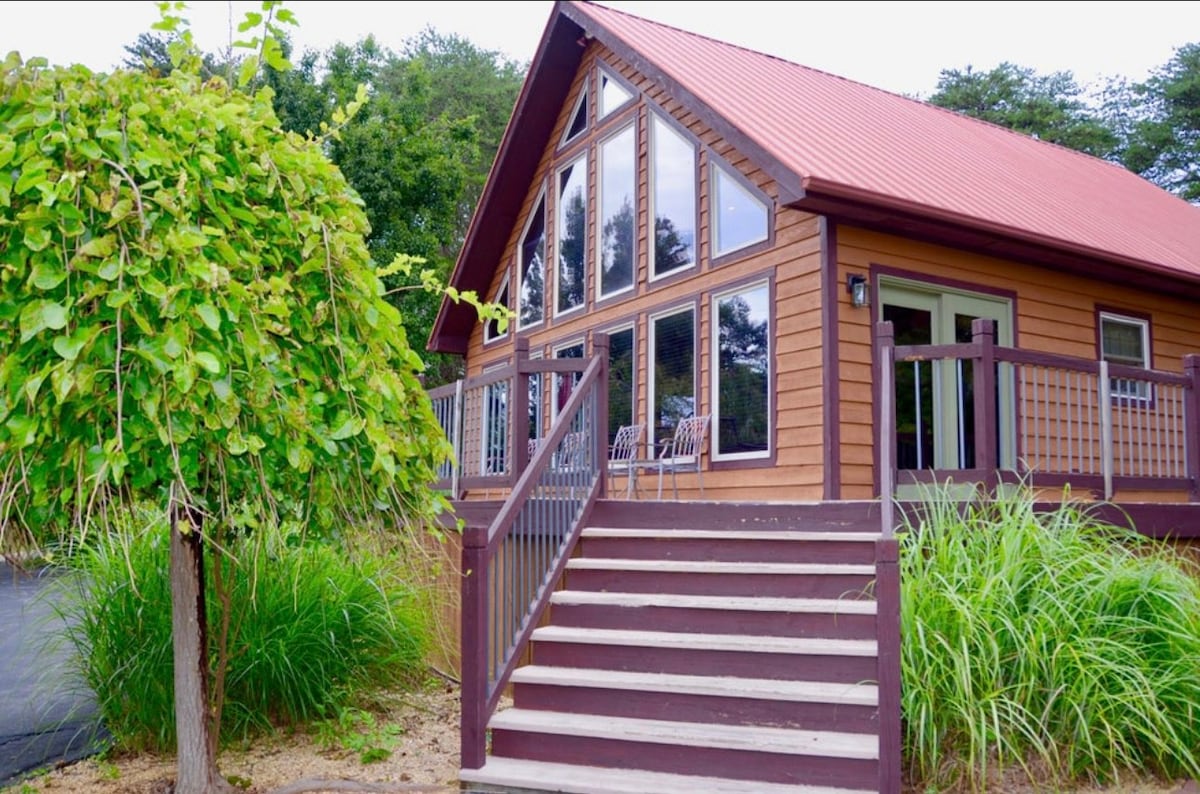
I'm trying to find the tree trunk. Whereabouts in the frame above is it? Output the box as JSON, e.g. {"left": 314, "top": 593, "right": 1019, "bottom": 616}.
{"left": 170, "top": 499, "right": 227, "bottom": 794}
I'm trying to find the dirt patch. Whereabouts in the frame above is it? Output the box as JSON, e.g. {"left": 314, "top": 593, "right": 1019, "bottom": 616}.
{"left": 9, "top": 685, "right": 461, "bottom": 794}
{"left": 7, "top": 684, "right": 1191, "bottom": 793}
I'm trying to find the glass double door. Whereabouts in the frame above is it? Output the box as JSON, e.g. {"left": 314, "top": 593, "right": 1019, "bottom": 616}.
{"left": 881, "top": 281, "right": 1013, "bottom": 471}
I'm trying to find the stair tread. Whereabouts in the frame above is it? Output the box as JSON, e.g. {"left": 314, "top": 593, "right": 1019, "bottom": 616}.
{"left": 531, "top": 625, "right": 878, "bottom": 656}
{"left": 460, "top": 756, "right": 875, "bottom": 794}
{"left": 510, "top": 665, "right": 879, "bottom": 705}
{"left": 566, "top": 558, "right": 875, "bottom": 574}
{"left": 488, "top": 709, "right": 879, "bottom": 759}
{"left": 584, "top": 528, "right": 881, "bottom": 541}
{"left": 551, "top": 590, "right": 876, "bottom": 613}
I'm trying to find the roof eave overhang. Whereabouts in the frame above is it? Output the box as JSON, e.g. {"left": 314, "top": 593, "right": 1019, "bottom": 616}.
{"left": 428, "top": 2, "right": 586, "bottom": 355}
{"left": 793, "top": 178, "right": 1200, "bottom": 302}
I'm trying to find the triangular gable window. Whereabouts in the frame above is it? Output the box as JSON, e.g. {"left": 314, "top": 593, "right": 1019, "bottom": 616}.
{"left": 561, "top": 85, "right": 589, "bottom": 147}
{"left": 711, "top": 161, "right": 769, "bottom": 258}
{"left": 484, "top": 271, "right": 511, "bottom": 343}
{"left": 598, "top": 68, "right": 633, "bottom": 120}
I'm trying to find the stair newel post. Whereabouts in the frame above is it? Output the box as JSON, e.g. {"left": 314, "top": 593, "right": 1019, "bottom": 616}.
{"left": 592, "top": 332, "right": 610, "bottom": 499}
{"left": 460, "top": 524, "right": 489, "bottom": 769}
{"left": 876, "top": 536, "right": 902, "bottom": 794}
{"left": 972, "top": 318, "right": 998, "bottom": 492}
{"left": 513, "top": 337, "right": 531, "bottom": 479}
{"left": 1185, "top": 354, "right": 1200, "bottom": 502}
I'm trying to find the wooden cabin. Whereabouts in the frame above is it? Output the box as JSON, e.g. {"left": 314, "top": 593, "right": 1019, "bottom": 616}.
{"left": 428, "top": 3, "right": 1200, "bottom": 792}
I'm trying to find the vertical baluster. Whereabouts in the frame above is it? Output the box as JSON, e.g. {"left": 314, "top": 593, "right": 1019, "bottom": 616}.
{"left": 1086, "top": 373, "right": 1095, "bottom": 475}
{"left": 914, "top": 361, "right": 924, "bottom": 471}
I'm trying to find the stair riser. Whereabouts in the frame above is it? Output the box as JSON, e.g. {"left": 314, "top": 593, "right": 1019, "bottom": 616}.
{"left": 490, "top": 730, "right": 879, "bottom": 789}
{"left": 532, "top": 642, "right": 877, "bottom": 683}
{"left": 589, "top": 500, "right": 879, "bottom": 532}
{"left": 566, "top": 569, "right": 874, "bottom": 599}
{"left": 512, "top": 684, "right": 880, "bottom": 733}
{"left": 552, "top": 603, "right": 877, "bottom": 639}
{"left": 579, "top": 537, "right": 878, "bottom": 564}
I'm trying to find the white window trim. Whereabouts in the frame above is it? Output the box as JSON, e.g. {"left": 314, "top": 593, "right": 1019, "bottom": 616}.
{"left": 1099, "top": 311, "right": 1151, "bottom": 400}
{"left": 596, "top": 123, "right": 637, "bottom": 304}
{"left": 483, "top": 268, "right": 510, "bottom": 344}
{"left": 517, "top": 188, "right": 546, "bottom": 332}
{"left": 710, "top": 160, "right": 770, "bottom": 260}
{"left": 597, "top": 66, "right": 634, "bottom": 120}
{"left": 710, "top": 280, "right": 772, "bottom": 462}
{"left": 648, "top": 111, "right": 697, "bottom": 283}
{"left": 559, "top": 84, "right": 589, "bottom": 148}
{"left": 554, "top": 155, "right": 588, "bottom": 320}
{"left": 647, "top": 304, "right": 696, "bottom": 451}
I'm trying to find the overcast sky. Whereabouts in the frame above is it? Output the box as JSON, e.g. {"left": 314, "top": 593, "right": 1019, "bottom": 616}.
{"left": 5, "top": 1, "right": 1199, "bottom": 99}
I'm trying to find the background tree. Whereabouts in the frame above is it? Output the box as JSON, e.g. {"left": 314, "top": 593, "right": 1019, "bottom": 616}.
{"left": 1119, "top": 43, "right": 1200, "bottom": 202}
{"left": 928, "top": 62, "right": 1118, "bottom": 157}
{"left": 0, "top": 5, "right": 480, "bottom": 790}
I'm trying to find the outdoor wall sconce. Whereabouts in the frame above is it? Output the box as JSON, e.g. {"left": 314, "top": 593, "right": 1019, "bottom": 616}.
{"left": 847, "top": 274, "right": 870, "bottom": 308}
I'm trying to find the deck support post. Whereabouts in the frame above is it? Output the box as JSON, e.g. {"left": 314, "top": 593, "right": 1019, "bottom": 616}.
{"left": 1185, "top": 354, "right": 1200, "bottom": 502}
{"left": 592, "top": 333, "right": 610, "bottom": 499}
{"left": 972, "top": 318, "right": 997, "bottom": 493}
{"left": 460, "top": 525, "right": 489, "bottom": 770}
{"left": 513, "top": 337, "right": 530, "bottom": 479}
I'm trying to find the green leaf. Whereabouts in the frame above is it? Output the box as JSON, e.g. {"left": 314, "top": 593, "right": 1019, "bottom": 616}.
{"left": 194, "top": 351, "right": 221, "bottom": 374}
{"left": 30, "top": 259, "right": 67, "bottom": 290}
{"left": 97, "top": 259, "right": 121, "bottom": 281}
{"left": 23, "top": 225, "right": 51, "bottom": 252}
{"left": 195, "top": 303, "right": 221, "bottom": 332}
{"left": 237, "top": 11, "right": 263, "bottom": 31}
{"left": 19, "top": 300, "right": 68, "bottom": 342}
{"left": 329, "top": 416, "right": 364, "bottom": 441}
{"left": 237, "top": 56, "right": 259, "bottom": 88}
{"left": 78, "top": 235, "right": 116, "bottom": 258}
{"left": 52, "top": 333, "right": 85, "bottom": 362}
{"left": 5, "top": 415, "right": 37, "bottom": 448}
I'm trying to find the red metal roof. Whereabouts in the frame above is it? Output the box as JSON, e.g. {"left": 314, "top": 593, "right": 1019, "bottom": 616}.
{"left": 572, "top": 1, "right": 1200, "bottom": 280}
{"left": 429, "top": 1, "right": 1200, "bottom": 353}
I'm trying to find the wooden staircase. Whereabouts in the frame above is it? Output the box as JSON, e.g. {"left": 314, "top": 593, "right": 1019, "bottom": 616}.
{"left": 460, "top": 501, "right": 893, "bottom": 794}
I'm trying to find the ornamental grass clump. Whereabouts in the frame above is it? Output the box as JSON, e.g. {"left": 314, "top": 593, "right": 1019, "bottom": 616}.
{"left": 51, "top": 506, "right": 431, "bottom": 752}
{"left": 900, "top": 483, "right": 1200, "bottom": 790}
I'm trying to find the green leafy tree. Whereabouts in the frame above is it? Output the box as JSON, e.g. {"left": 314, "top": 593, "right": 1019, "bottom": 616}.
{"left": 0, "top": 4, "right": 501, "bottom": 790}
{"left": 929, "top": 62, "right": 1119, "bottom": 158}
{"left": 1120, "top": 43, "right": 1200, "bottom": 202}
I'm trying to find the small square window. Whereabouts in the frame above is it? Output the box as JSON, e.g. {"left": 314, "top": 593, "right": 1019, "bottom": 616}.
{"left": 1099, "top": 312, "right": 1150, "bottom": 400}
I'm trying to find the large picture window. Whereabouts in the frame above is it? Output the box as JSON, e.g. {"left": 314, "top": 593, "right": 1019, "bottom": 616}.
{"left": 649, "top": 306, "right": 695, "bottom": 448}
{"left": 518, "top": 194, "right": 545, "bottom": 329}
{"left": 598, "top": 125, "right": 636, "bottom": 300}
{"left": 1099, "top": 311, "right": 1151, "bottom": 399}
{"left": 556, "top": 157, "right": 588, "bottom": 315}
{"left": 650, "top": 114, "right": 696, "bottom": 280}
{"left": 711, "top": 161, "right": 769, "bottom": 258}
{"left": 606, "top": 325, "right": 635, "bottom": 445}
{"left": 713, "top": 282, "right": 771, "bottom": 460}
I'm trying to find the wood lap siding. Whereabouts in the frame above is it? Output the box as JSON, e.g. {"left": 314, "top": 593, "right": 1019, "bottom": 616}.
{"left": 836, "top": 226, "right": 1200, "bottom": 500}
{"left": 458, "top": 42, "right": 829, "bottom": 501}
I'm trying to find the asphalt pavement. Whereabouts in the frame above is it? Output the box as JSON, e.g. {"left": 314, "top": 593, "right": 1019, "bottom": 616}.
{"left": 0, "top": 562, "right": 109, "bottom": 787}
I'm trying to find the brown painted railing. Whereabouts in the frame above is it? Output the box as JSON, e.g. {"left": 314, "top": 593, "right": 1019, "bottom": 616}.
{"left": 459, "top": 335, "right": 610, "bottom": 770}
{"left": 877, "top": 319, "right": 1200, "bottom": 501}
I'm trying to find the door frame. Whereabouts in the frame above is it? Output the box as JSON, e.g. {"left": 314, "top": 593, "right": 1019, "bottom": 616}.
{"left": 878, "top": 275, "right": 1017, "bottom": 471}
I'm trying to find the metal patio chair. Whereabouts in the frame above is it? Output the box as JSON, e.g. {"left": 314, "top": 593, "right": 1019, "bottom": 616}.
{"left": 656, "top": 415, "right": 711, "bottom": 500}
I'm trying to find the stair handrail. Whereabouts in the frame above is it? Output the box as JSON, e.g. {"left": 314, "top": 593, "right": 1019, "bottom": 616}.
{"left": 460, "top": 336, "right": 609, "bottom": 770}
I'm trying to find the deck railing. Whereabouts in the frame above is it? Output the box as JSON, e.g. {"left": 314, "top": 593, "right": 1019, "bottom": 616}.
{"left": 877, "top": 319, "right": 1200, "bottom": 500}
{"left": 459, "top": 335, "right": 609, "bottom": 770}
